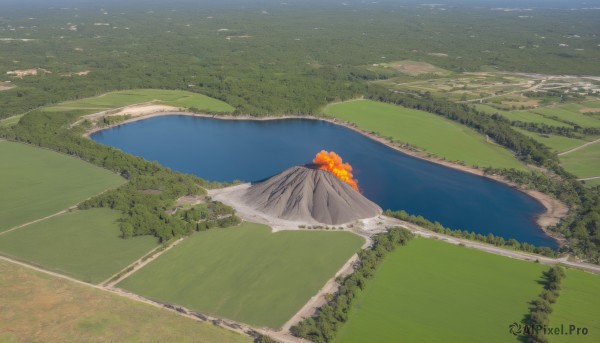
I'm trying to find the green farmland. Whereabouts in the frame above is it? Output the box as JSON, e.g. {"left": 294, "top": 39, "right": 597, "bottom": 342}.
{"left": 0, "top": 260, "right": 249, "bottom": 343}
{"left": 335, "top": 238, "right": 546, "bottom": 343}
{"left": 475, "top": 104, "right": 571, "bottom": 128}
{"left": 533, "top": 108, "right": 600, "bottom": 128}
{"left": 325, "top": 100, "right": 526, "bottom": 170}
{"left": 118, "top": 222, "right": 364, "bottom": 329}
{"left": 560, "top": 143, "right": 600, "bottom": 179}
{"left": 0, "top": 209, "right": 157, "bottom": 284}
{"left": 43, "top": 89, "right": 235, "bottom": 114}
{"left": 549, "top": 269, "right": 600, "bottom": 343}
{"left": 515, "top": 129, "right": 587, "bottom": 153}
{"left": 0, "top": 141, "right": 124, "bottom": 232}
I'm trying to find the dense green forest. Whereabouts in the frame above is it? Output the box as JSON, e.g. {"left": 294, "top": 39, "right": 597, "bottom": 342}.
{"left": 1, "top": 3, "right": 599, "bottom": 118}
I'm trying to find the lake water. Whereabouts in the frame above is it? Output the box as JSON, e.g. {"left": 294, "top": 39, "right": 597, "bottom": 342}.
{"left": 91, "top": 115, "right": 556, "bottom": 247}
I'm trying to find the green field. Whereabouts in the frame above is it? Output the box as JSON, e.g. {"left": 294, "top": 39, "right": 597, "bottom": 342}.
{"left": 335, "top": 238, "right": 546, "bottom": 343}
{"left": 548, "top": 269, "right": 600, "bottom": 343}
{"left": 0, "top": 259, "right": 249, "bottom": 343}
{"left": 0, "top": 209, "right": 157, "bottom": 284}
{"left": 325, "top": 100, "right": 526, "bottom": 170}
{"left": 560, "top": 143, "right": 600, "bottom": 178}
{"left": 43, "top": 89, "right": 235, "bottom": 114}
{"left": 0, "top": 141, "right": 125, "bottom": 232}
{"left": 533, "top": 108, "right": 600, "bottom": 128}
{"left": 475, "top": 104, "right": 571, "bottom": 127}
{"left": 515, "top": 129, "right": 587, "bottom": 153}
{"left": 118, "top": 222, "right": 364, "bottom": 328}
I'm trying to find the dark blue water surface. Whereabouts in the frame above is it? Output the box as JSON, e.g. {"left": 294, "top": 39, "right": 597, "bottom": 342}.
{"left": 91, "top": 115, "right": 557, "bottom": 248}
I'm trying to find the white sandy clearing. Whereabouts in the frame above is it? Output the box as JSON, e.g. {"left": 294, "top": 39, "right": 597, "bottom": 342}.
{"left": 106, "top": 104, "right": 180, "bottom": 117}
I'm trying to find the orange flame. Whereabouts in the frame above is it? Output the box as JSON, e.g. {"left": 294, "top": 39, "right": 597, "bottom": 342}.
{"left": 312, "top": 150, "right": 359, "bottom": 192}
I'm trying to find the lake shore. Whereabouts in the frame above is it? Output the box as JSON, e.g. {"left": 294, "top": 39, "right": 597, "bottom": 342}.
{"left": 84, "top": 108, "right": 568, "bottom": 246}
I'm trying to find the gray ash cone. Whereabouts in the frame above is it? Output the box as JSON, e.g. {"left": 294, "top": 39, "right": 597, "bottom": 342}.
{"left": 242, "top": 166, "right": 382, "bottom": 225}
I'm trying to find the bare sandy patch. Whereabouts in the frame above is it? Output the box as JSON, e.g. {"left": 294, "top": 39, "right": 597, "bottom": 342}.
{"left": 428, "top": 52, "right": 449, "bottom": 57}
{"left": 225, "top": 35, "right": 252, "bottom": 40}
{"left": 0, "top": 81, "right": 15, "bottom": 91}
{"left": 580, "top": 107, "right": 600, "bottom": 113}
{"left": 175, "top": 195, "right": 206, "bottom": 207}
{"left": 62, "top": 70, "right": 90, "bottom": 77}
{"left": 6, "top": 68, "right": 51, "bottom": 78}
{"left": 106, "top": 104, "right": 180, "bottom": 118}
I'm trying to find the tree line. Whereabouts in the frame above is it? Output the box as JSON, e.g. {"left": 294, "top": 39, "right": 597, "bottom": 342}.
{"left": 384, "top": 209, "right": 557, "bottom": 258}
{"left": 521, "top": 266, "right": 566, "bottom": 343}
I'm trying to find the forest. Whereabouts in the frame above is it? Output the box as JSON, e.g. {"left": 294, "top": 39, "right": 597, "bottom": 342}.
{"left": 1, "top": 3, "right": 600, "bottom": 118}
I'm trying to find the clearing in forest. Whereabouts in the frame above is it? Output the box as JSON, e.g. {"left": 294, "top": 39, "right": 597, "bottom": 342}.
{"left": 42, "top": 89, "right": 235, "bottom": 114}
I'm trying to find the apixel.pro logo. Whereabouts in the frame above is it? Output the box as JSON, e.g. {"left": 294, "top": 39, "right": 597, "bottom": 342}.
{"left": 509, "top": 322, "right": 589, "bottom": 337}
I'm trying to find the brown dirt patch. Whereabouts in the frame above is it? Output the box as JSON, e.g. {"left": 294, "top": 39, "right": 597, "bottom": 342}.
{"left": 427, "top": 52, "right": 449, "bottom": 57}
{"left": 580, "top": 108, "right": 600, "bottom": 113}
{"left": 175, "top": 195, "right": 206, "bottom": 206}
{"left": 0, "top": 259, "right": 249, "bottom": 343}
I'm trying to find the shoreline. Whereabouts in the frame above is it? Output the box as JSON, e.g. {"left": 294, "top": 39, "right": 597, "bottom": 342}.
{"left": 83, "top": 109, "right": 568, "bottom": 246}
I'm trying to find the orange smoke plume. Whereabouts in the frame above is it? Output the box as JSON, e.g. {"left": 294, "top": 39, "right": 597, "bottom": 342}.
{"left": 313, "top": 150, "right": 359, "bottom": 191}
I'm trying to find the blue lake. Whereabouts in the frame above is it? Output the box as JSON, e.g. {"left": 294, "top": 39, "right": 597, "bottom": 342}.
{"left": 91, "top": 115, "right": 557, "bottom": 248}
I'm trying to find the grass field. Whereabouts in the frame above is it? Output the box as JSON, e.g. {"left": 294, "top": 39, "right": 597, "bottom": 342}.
{"left": 0, "top": 259, "right": 249, "bottom": 343}
{"left": 43, "top": 89, "right": 235, "bottom": 114}
{"left": 325, "top": 100, "right": 526, "bottom": 170}
{"left": 118, "top": 222, "right": 364, "bottom": 328}
{"left": 0, "top": 141, "right": 124, "bottom": 232}
{"left": 560, "top": 143, "right": 600, "bottom": 178}
{"left": 548, "top": 269, "right": 600, "bottom": 343}
{"left": 515, "top": 129, "right": 587, "bottom": 153}
{"left": 0, "top": 209, "right": 157, "bottom": 284}
{"left": 475, "top": 105, "right": 571, "bottom": 127}
{"left": 533, "top": 108, "right": 600, "bottom": 128}
{"left": 335, "top": 237, "right": 546, "bottom": 343}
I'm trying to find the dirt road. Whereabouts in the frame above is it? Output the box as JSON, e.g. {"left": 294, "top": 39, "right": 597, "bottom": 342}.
{"left": 558, "top": 138, "right": 600, "bottom": 156}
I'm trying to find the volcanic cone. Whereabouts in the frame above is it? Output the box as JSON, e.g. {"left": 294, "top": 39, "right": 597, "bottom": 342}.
{"left": 241, "top": 166, "right": 382, "bottom": 225}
